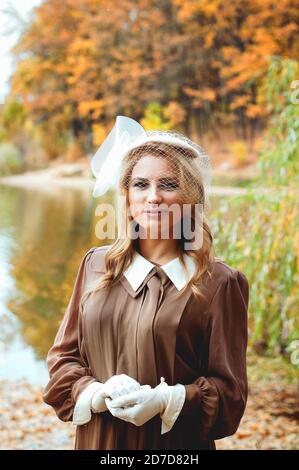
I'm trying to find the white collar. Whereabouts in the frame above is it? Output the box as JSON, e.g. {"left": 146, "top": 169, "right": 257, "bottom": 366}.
{"left": 123, "top": 251, "right": 197, "bottom": 292}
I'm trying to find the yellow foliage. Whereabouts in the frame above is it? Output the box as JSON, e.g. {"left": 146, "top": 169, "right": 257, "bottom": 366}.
{"left": 246, "top": 104, "right": 263, "bottom": 118}
{"left": 6, "top": 0, "right": 299, "bottom": 162}
{"left": 230, "top": 95, "right": 251, "bottom": 110}
{"left": 164, "top": 101, "right": 186, "bottom": 126}
{"left": 182, "top": 87, "right": 216, "bottom": 104}
{"left": 228, "top": 140, "right": 249, "bottom": 168}
{"left": 201, "top": 88, "right": 216, "bottom": 102}
{"left": 92, "top": 123, "right": 107, "bottom": 147}
{"left": 78, "top": 100, "right": 104, "bottom": 119}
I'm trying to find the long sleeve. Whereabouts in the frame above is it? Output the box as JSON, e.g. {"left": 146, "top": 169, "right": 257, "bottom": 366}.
{"left": 42, "top": 247, "right": 97, "bottom": 421}
{"left": 179, "top": 269, "right": 249, "bottom": 440}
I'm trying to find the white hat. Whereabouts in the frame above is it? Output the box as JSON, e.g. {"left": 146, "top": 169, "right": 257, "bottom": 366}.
{"left": 91, "top": 115, "right": 211, "bottom": 202}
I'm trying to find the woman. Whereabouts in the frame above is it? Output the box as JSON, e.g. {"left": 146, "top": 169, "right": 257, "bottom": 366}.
{"left": 42, "top": 116, "right": 249, "bottom": 450}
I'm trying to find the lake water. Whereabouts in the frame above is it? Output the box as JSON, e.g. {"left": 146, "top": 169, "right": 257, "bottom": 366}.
{"left": 0, "top": 182, "right": 231, "bottom": 385}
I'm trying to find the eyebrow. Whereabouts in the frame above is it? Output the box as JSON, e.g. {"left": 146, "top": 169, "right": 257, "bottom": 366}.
{"left": 131, "top": 176, "right": 178, "bottom": 182}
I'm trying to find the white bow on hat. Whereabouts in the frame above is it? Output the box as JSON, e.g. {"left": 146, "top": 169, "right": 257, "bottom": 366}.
{"left": 91, "top": 116, "right": 146, "bottom": 197}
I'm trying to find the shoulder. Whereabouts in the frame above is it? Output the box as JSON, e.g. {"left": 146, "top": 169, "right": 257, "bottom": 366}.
{"left": 203, "top": 259, "right": 249, "bottom": 302}
{"left": 210, "top": 258, "right": 247, "bottom": 283}
{"left": 83, "top": 244, "right": 112, "bottom": 273}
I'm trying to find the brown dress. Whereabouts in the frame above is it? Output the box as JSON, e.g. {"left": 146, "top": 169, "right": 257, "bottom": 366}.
{"left": 42, "top": 245, "right": 249, "bottom": 450}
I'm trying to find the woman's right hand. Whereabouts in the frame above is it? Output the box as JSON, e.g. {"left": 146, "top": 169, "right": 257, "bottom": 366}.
{"left": 91, "top": 374, "right": 145, "bottom": 413}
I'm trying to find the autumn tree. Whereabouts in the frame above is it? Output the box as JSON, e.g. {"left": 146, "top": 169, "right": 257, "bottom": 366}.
{"left": 7, "top": 0, "right": 299, "bottom": 159}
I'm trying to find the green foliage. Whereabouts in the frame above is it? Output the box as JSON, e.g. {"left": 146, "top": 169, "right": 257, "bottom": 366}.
{"left": 0, "top": 143, "right": 25, "bottom": 176}
{"left": 256, "top": 56, "right": 299, "bottom": 186}
{"left": 213, "top": 57, "right": 299, "bottom": 367}
{"left": 0, "top": 100, "right": 26, "bottom": 141}
{"left": 213, "top": 190, "right": 298, "bottom": 362}
{"left": 0, "top": 124, "right": 6, "bottom": 142}
{"left": 247, "top": 350, "right": 299, "bottom": 384}
{"left": 140, "top": 102, "right": 173, "bottom": 130}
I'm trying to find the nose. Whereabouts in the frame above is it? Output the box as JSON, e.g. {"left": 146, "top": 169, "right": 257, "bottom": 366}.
{"left": 146, "top": 183, "right": 162, "bottom": 203}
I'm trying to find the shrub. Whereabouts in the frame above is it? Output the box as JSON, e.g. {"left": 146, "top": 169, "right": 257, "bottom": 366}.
{"left": 0, "top": 143, "right": 25, "bottom": 176}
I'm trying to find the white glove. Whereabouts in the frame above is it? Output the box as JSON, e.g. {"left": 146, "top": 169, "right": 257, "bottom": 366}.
{"left": 105, "top": 378, "right": 170, "bottom": 427}
{"left": 73, "top": 381, "right": 104, "bottom": 425}
{"left": 100, "top": 374, "right": 145, "bottom": 400}
{"left": 90, "top": 383, "right": 107, "bottom": 413}
{"left": 73, "top": 374, "right": 145, "bottom": 425}
{"left": 91, "top": 374, "right": 143, "bottom": 412}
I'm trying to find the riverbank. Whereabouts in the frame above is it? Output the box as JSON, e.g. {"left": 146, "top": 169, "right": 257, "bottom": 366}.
{"left": 0, "top": 161, "right": 257, "bottom": 196}
{"left": 0, "top": 371, "right": 298, "bottom": 450}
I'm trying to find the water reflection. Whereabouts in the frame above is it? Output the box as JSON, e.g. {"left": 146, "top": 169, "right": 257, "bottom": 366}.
{"left": 0, "top": 183, "right": 223, "bottom": 385}
{"left": 0, "top": 184, "right": 115, "bottom": 384}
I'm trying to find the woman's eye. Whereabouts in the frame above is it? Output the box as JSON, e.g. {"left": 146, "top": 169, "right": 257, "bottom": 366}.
{"left": 160, "top": 182, "right": 179, "bottom": 190}
{"left": 133, "top": 182, "right": 148, "bottom": 188}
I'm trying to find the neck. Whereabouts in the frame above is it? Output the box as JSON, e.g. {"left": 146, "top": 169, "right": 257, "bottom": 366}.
{"left": 136, "top": 239, "right": 180, "bottom": 265}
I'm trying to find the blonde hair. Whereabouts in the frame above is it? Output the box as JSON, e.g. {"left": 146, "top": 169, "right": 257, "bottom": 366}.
{"left": 81, "top": 141, "right": 216, "bottom": 308}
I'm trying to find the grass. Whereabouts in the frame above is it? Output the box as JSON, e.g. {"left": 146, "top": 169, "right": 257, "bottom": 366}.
{"left": 247, "top": 349, "right": 299, "bottom": 385}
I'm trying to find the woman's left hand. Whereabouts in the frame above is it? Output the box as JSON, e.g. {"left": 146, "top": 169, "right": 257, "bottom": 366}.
{"left": 105, "top": 383, "right": 170, "bottom": 426}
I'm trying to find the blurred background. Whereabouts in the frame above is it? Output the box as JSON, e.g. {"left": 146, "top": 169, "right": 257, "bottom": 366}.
{"left": 0, "top": 0, "right": 298, "bottom": 450}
